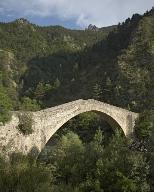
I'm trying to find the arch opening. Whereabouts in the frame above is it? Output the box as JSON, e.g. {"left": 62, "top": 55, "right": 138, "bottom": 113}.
{"left": 38, "top": 110, "right": 125, "bottom": 160}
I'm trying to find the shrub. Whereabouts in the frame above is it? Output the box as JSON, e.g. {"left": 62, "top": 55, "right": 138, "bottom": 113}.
{"left": 17, "top": 112, "right": 33, "bottom": 135}
{"left": 20, "top": 97, "right": 41, "bottom": 111}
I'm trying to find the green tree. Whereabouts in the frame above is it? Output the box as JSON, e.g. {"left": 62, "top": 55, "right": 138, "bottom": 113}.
{"left": 147, "top": 124, "right": 154, "bottom": 191}
{"left": 135, "top": 110, "right": 154, "bottom": 140}
{"left": 51, "top": 132, "right": 85, "bottom": 185}
{"left": 0, "top": 153, "right": 53, "bottom": 192}
{"left": 92, "top": 83, "right": 102, "bottom": 100}
{"left": 20, "top": 97, "right": 41, "bottom": 111}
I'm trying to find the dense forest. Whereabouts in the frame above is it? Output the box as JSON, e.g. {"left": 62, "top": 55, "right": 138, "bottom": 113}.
{"left": 0, "top": 7, "right": 154, "bottom": 192}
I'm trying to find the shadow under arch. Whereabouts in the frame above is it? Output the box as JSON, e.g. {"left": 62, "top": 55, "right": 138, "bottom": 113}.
{"left": 50, "top": 108, "right": 126, "bottom": 138}
{"left": 38, "top": 109, "right": 125, "bottom": 159}
{"left": 92, "top": 110, "right": 123, "bottom": 132}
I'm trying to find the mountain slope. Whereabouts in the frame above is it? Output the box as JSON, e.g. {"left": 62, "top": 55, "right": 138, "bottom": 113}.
{"left": 0, "top": 9, "right": 154, "bottom": 113}
{"left": 0, "top": 18, "right": 115, "bottom": 109}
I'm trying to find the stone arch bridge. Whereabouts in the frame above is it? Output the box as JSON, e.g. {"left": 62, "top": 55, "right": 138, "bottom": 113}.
{"left": 0, "top": 99, "right": 138, "bottom": 156}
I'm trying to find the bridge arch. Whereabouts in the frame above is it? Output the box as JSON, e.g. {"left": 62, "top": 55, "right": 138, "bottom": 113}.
{"left": 49, "top": 109, "right": 123, "bottom": 137}
{"left": 42, "top": 110, "right": 125, "bottom": 149}
{"left": 33, "top": 99, "right": 138, "bottom": 154}
{"left": 0, "top": 99, "right": 139, "bottom": 156}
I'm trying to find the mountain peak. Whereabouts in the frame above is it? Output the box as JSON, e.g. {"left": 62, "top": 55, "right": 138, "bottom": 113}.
{"left": 87, "top": 24, "right": 99, "bottom": 31}
{"left": 15, "top": 18, "right": 30, "bottom": 25}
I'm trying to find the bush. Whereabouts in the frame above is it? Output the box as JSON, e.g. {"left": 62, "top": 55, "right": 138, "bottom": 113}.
{"left": 17, "top": 112, "right": 33, "bottom": 135}
{"left": 20, "top": 97, "right": 41, "bottom": 111}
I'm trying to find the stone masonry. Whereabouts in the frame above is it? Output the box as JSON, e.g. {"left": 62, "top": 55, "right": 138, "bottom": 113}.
{"left": 0, "top": 99, "right": 139, "bottom": 157}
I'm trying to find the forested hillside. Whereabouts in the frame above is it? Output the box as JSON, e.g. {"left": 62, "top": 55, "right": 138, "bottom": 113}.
{"left": 0, "top": 18, "right": 114, "bottom": 110}
{"left": 1, "top": 9, "right": 154, "bottom": 113}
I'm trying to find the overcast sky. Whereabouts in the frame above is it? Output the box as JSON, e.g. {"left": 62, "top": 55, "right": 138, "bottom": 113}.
{"left": 0, "top": 0, "right": 153, "bottom": 28}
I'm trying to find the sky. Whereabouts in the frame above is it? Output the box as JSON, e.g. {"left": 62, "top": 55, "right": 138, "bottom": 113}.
{"left": 0, "top": 0, "right": 153, "bottom": 29}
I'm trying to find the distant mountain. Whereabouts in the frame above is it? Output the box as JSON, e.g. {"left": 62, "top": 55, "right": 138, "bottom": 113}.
{"left": 86, "top": 24, "right": 117, "bottom": 33}
{"left": 0, "top": 8, "right": 154, "bottom": 112}
{"left": 100, "top": 25, "right": 117, "bottom": 33}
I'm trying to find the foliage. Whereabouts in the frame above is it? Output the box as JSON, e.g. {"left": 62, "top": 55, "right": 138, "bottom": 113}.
{"left": 92, "top": 83, "right": 102, "bottom": 100}
{"left": 135, "top": 111, "right": 154, "bottom": 140}
{"left": 17, "top": 112, "right": 33, "bottom": 135}
{"left": 0, "top": 109, "right": 152, "bottom": 191}
{"left": 0, "top": 153, "right": 53, "bottom": 192}
{"left": 0, "top": 9, "right": 153, "bottom": 112}
{"left": 132, "top": 110, "right": 154, "bottom": 190}
{"left": 16, "top": 9, "right": 153, "bottom": 112}
{"left": 39, "top": 130, "right": 150, "bottom": 192}
{"left": 0, "top": 86, "right": 12, "bottom": 124}
{"left": 148, "top": 127, "right": 154, "bottom": 191}
{"left": 20, "top": 97, "right": 41, "bottom": 111}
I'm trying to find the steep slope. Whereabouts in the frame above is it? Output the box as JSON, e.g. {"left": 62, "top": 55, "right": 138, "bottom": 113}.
{"left": 0, "top": 18, "right": 112, "bottom": 108}
{"left": 0, "top": 9, "right": 154, "bottom": 113}
{"left": 34, "top": 9, "right": 153, "bottom": 112}
{"left": 117, "top": 10, "right": 154, "bottom": 111}
{"left": 21, "top": 14, "right": 142, "bottom": 107}
{"left": 0, "top": 50, "right": 19, "bottom": 108}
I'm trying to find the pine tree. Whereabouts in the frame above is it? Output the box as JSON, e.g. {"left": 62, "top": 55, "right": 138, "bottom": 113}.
{"left": 92, "top": 83, "right": 102, "bottom": 100}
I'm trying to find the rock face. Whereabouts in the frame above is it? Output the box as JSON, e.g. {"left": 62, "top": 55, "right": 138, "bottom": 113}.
{"left": 87, "top": 24, "right": 99, "bottom": 31}
{"left": 0, "top": 99, "right": 139, "bottom": 157}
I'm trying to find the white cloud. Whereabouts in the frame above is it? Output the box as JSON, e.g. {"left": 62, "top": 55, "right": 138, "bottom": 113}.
{"left": 0, "top": 0, "right": 153, "bottom": 27}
